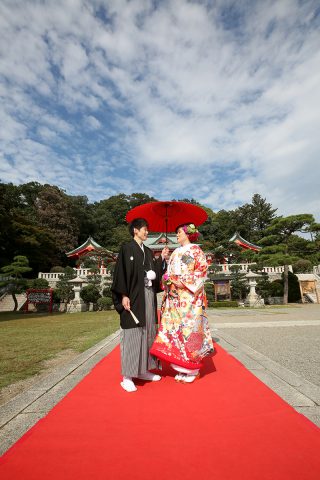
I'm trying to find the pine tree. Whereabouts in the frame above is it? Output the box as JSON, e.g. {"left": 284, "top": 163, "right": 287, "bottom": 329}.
{"left": 0, "top": 256, "right": 32, "bottom": 310}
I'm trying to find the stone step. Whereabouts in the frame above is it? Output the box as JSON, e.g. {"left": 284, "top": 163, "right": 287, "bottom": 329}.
{"left": 304, "top": 293, "right": 317, "bottom": 303}
{"left": 0, "top": 293, "right": 27, "bottom": 312}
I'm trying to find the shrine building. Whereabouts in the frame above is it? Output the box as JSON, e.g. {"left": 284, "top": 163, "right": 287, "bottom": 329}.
{"left": 143, "top": 233, "right": 180, "bottom": 257}
{"left": 65, "top": 232, "right": 261, "bottom": 268}
{"left": 229, "top": 232, "right": 261, "bottom": 252}
{"left": 66, "top": 237, "right": 116, "bottom": 268}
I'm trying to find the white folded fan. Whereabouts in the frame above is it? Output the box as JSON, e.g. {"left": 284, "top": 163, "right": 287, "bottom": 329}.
{"left": 129, "top": 309, "right": 139, "bottom": 324}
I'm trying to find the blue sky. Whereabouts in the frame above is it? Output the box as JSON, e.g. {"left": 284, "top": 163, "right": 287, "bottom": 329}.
{"left": 0, "top": 0, "right": 319, "bottom": 219}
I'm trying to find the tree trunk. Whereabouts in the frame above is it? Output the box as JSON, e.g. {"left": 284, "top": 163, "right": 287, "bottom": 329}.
{"left": 283, "top": 265, "right": 289, "bottom": 305}
{"left": 12, "top": 293, "right": 18, "bottom": 311}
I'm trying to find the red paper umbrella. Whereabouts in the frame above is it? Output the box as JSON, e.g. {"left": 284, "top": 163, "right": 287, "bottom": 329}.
{"left": 125, "top": 201, "right": 208, "bottom": 237}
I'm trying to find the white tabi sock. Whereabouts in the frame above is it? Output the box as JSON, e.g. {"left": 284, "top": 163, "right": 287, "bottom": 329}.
{"left": 120, "top": 376, "right": 137, "bottom": 392}
{"left": 137, "top": 372, "right": 161, "bottom": 381}
{"left": 181, "top": 374, "right": 198, "bottom": 383}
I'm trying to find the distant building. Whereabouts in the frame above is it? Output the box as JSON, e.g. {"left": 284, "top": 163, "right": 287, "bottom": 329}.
{"left": 66, "top": 237, "right": 116, "bottom": 268}
{"left": 229, "top": 232, "right": 261, "bottom": 252}
{"left": 66, "top": 236, "right": 104, "bottom": 261}
{"left": 143, "top": 233, "right": 180, "bottom": 257}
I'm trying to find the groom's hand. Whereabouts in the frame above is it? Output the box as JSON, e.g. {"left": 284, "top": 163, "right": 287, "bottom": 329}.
{"left": 161, "top": 246, "right": 170, "bottom": 261}
{"left": 122, "top": 295, "right": 131, "bottom": 310}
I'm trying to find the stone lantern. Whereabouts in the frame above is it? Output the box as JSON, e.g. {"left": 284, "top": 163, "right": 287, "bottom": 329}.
{"left": 244, "top": 270, "right": 264, "bottom": 307}
{"left": 67, "top": 276, "right": 88, "bottom": 312}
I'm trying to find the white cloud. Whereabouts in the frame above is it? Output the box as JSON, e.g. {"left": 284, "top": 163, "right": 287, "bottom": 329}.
{"left": 0, "top": 0, "right": 319, "bottom": 221}
{"left": 86, "top": 115, "right": 101, "bottom": 130}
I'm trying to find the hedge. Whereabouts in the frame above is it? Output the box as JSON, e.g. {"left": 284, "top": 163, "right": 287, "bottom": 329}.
{"left": 97, "top": 296, "right": 113, "bottom": 310}
{"left": 210, "top": 301, "right": 239, "bottom": 308}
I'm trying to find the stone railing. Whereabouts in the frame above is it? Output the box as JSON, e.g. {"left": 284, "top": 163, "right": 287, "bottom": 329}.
{"left": 262, "top": 265, "right": 293, "bottom": 273}
{"left": 38, "top": 268, "right": 112, "bottom": 281}
{"left": 38, "top": 272, "right": 64, "bottom": 281}
{"left": 217, "top": 263, "right": 253, "bottom": 273}
{"left": 75, "top": 268, "right": 111, "bottom": 277}
{"left": 313, "top": 265, "right": 320, "bottom": 276}
{"left": 39, "top": 264, "right": 298, "bottom": 282}
{"left": 213, "top": 263, "right": 293, "bottom": 274}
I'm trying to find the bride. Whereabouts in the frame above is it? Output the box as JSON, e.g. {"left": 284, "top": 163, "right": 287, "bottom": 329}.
{"left": 150, "top": 223, "right": 214, "bottom": 383}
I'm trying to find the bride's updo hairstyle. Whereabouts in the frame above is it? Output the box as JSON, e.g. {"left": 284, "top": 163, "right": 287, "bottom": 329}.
{"left": 175, "top": 223, "right": 200, "bottom": 243}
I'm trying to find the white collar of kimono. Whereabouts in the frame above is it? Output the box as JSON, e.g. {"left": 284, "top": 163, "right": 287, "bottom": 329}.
{"left": 168, "top": 243, "right": 194, "bottom": 275}
{"left": 178, "top": 243, "right": 194, "bottom": 253}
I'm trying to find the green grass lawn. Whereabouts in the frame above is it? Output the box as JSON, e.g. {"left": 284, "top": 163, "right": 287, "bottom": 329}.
{"left": 0, "top": 311, "right": 120, "bottom": 389}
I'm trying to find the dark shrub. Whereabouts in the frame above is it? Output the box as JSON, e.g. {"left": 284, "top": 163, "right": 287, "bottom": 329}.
{"left": 211, "top": 301, "right": 238, "bottom": 308}
{"left": 80, "top": 284, "right": 101, "bottom": 304}
{"left": 29, "top": 278, "right": 49, "bottom": 289}
{"left": 97, "top": 297, "right": 113, "bottom": 310}
{"left": 50, "top": 266, "right": 65, "bottom": 273}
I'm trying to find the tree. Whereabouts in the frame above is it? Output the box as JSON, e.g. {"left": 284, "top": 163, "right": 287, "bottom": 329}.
{"left": 287, "top": 271, "right": 301, "bottom": 303}
{"left": 2, "top": 181, "right": 318, "bottom": 278}
{"left": 268, "top": 280, "right": 284, "bottom": 297}
{"left": 97, "top": 296, "right": 113, "bottom": 310}
{"left": 0, "top": 183, "right": 20, "bottom": 267}
{"left": 102, "top": 283, "right": 113, "bottom": 299}
{"left": 109, "top": 225, "right": 131, "bottom": 251}
{"left": 239, "top": 248, "right": 257, "bottom": 264}
{"left": 173, "top": 198, "right": 237, "bottom": 249}
{"left": 0, "top": 182, "right": 71, "bottom": 272}
{"left": 86, "top": 266, "right": 102, "bottom": 286}
{"left": 204, "top": 282, "right": 215, "bottom": 307}
{"left": 259, "top": 214, "right": 315, "bottom": 304}
{"left": 128, "top": 193, "right": 157, "bottom": 209}
{"left": 80, "top": 284, "right": 101, "bottom": 305}
{"left": 229, "top": 265, "right": 248, "bottom": 300}
{"left": 11, "top": 214, "right": 57, "bottom": 272}
{"left": 35, "top": 185, "right": 79, "bottom": 260}
{"left": 0, "top": 256, "right": 32, "bottom": 310}
{"left": 54, "top": 267, "right": 76, "bottom": 310}
{"left": 29, "top": 278, "right": 50, "bottom": 289}
{"left": 233, "top": 194, "right": 277, "bottom": 242}
{"left": 210, "top": 209, "right": 237, "bottom": 244}
{"left": 211, "top": 242, "right": 243, "bottom": 265}
{"left": 306, "top": 221, "right": 320, "bottom": 242}
{"left": 293, "top": 259, "right": 312, "bottom": 273}
{"left": 91, "top": 193, "right": 157, "bottom": 249}
{"left": 256, "top": 274, "right": 273, "bottom": 302}
{"left": 91, "top": 194, "right": 128, "bottom": 247}
{"left": 50, "top": 266, "right": 65, "bottom": 273}
{"left": 68, "top": 195, "right": 95, "bottom": 245}
{"left": 198, "top": 206, "right": 219, "bottom": 250}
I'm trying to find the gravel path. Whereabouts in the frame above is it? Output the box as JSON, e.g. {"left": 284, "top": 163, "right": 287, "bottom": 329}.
{"left": 217, "top": 325, "right": 320, "bottom": 386}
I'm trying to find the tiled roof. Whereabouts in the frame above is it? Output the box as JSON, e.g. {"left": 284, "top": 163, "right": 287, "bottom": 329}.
{"left": 229, "top": 232, "right": 261, "bottom": 251}
{"left": 144, "top": 233, "right": 179, "bottom": 249}
{"left": 66, "top": 237, "right": 103, "bottom": 257}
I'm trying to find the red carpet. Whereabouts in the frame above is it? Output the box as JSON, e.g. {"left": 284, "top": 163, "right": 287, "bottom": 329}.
{"left": 1, "top": 344, "right": 320, "bottom": 480}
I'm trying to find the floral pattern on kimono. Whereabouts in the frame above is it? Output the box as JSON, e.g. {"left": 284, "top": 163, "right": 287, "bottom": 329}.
{"left": 150, "top": 244, "right": 214, "bottom": 370}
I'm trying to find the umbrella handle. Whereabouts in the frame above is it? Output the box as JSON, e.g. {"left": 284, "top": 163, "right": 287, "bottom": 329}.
{"left": 165, "top": 205, "right": 168, "bottom": 244}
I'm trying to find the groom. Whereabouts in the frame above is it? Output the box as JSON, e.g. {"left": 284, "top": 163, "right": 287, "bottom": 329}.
{"left": 112, "top": 218, "right": 169, "bottom": 392}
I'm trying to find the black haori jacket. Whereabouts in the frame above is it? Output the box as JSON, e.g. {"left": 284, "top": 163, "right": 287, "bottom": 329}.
{"left": 111, "top": 240, "right": 165, "bottom": 329}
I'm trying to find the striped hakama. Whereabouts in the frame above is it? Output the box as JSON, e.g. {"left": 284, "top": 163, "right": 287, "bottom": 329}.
{"left": 120, "top": 286, "right": 159, "bottom": 377}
